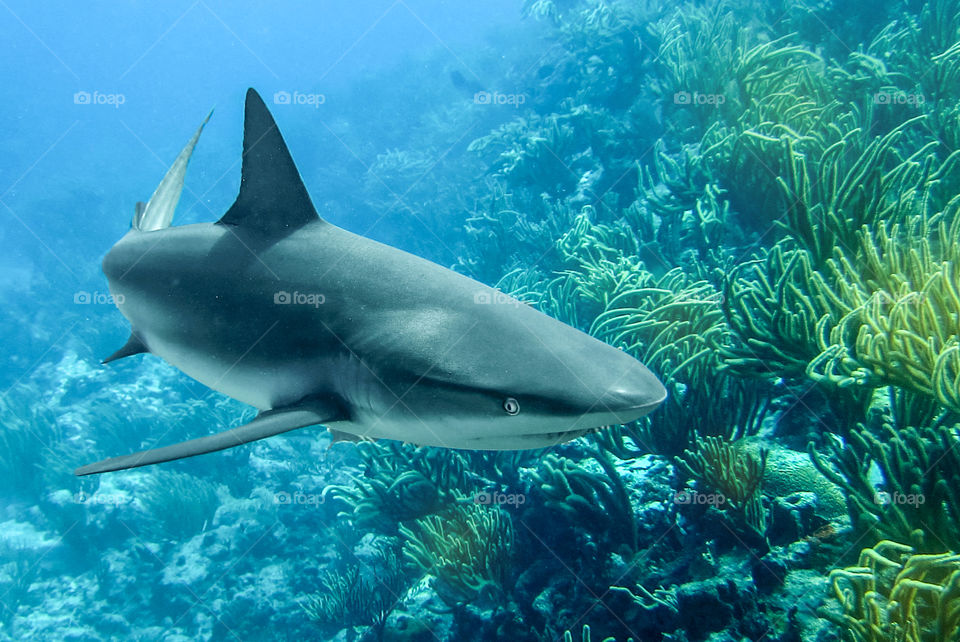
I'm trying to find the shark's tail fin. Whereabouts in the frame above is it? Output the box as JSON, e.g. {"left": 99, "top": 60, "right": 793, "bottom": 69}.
{"left": 133, "top": 110, "right": 212, "bottom": 232}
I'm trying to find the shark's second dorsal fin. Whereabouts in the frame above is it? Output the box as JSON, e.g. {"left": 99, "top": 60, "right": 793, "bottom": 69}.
{"left": 134, "top": 111, "right": 211, "bottom": 232}
{"left": 217, "top": 88, "right": 320, "bottom": 236}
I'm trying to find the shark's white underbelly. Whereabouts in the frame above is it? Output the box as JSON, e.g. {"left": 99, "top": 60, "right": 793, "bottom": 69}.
{"left": 141, "top": 332, "right": 329, "bottom": 410}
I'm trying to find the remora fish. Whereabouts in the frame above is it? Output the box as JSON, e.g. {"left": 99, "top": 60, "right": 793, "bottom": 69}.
{"left": 76, "top": 88, "right": 666, "bottom": 475}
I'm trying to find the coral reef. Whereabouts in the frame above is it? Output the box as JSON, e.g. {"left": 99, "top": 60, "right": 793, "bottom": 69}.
{"left": 680, "top": 435, "right": 768, "bottom": 541}
{"left": 139, "top": 471, "right": 220, "bottom": 541}
{"left": 529, "top": 449, "right": 637, "bottom": 554}
{"left": 821, "top": 538, "right": 960, "bottom": 641}
{"left": 301, "top": 547, "right": 407, "bottom": 636}
{"left": 325, "top": 441, "right": 471, "bottom": 533}
{"left": 810, "top": 421, "right": 960, "bottom": 553}
{"left": 400, "top": 502, "right": 514, "bottom": 607}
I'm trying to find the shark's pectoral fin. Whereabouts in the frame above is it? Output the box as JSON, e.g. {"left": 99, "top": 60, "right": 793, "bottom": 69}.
{"left": 102, "top": 332, "right": 149, "bottom": 364}
{"left": 74, "top": 398, "right": 341, "bottom": 476}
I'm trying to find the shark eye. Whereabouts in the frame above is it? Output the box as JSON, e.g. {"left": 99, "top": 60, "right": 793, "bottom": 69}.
{"left": 503, "top": 397, "right": 520, "bottom": 415}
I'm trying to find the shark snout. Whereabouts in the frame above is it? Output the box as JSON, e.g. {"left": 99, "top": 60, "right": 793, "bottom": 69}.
{"left": 596, "top": 377, "right": 667, "bottom": 421}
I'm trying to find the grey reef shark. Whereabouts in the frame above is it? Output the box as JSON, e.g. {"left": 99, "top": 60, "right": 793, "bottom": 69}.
{"left": 75, "top": 88, "right": 666, "bottom": 476}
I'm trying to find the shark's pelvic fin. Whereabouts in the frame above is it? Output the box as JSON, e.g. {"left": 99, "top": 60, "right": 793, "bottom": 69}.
{"left": 328, "top": 429, "right": 361, "bottom": 443}
{"left": 102, "top": 332, "right": 149, "bottom": 364}
{"left": 74, "top": 399, "right": 341, "bottom": 475}
{"left": 217, "top": 88, "right": 320, "bottom": 236}
{"left": 134, "top": 110, "right": 212, "bottom": 232}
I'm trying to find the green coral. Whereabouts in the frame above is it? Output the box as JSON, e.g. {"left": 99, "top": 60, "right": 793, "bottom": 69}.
{"left": 810, "top": 422, "right": 960, "bottom": 553}
{"left": 721, "top": 139, "right": 960, "bottom": 428}
{"left": 680, "top": 435, "right": 768, "bottom": 539}
{"left": 651, "top": 0, "right": 824, "bottom": 134}
{"left": 721, "top": 243, "right": 847, "bottom": 380}
{"left": 776, "top": 118, "right": 959, "bottom": 266}
{"left": 529, "top": 449, "right": 637, "bottom": 553}
{"left": 325, "top": 441, "right": 471, "bottom": 533}
{"left": 821, "top": 538, "right": 960, "bottom": 642}
{"left": 139, "top": 470, "right": 220, "bottom": 541}
{"left": 807, "top": 209, "right": 960, "bottom": 415}
{"left": 625, "top": 142, "right": 731, "bottom": 270}
{"left": 563, "top": 624, "right": 635, "bottom": 642}
{"left": 400, "top": 502, "right": 513, "bottom": 606}
{"left": 301, "top": 547, "right": 407, "bottom": 635}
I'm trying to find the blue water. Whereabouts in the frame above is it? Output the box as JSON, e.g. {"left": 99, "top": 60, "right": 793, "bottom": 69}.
{"left": 0, "top": 0, "right": 537, "bottom": 377}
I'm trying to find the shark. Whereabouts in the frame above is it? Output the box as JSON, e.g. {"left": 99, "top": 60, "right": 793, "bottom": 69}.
{"left": 75, "top": 88, "right": 666, "bottom": 476}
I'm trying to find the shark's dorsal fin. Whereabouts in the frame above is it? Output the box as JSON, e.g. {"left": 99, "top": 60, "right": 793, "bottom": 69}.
{"left": 102, "top": 332, "right": 149, "bottom": 364}
{"left": 134, "top": 110, "right": 212, "bottom": 232}
{"left": 217, "top": 88, "right": 320, "bottom": 236}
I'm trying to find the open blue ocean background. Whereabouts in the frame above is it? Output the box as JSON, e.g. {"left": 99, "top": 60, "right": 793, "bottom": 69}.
{"left": 4, "top": 0, "right": 960, "bottom": 640}
{"left": 0, "top": 0, "right": 534, "bottom": 367}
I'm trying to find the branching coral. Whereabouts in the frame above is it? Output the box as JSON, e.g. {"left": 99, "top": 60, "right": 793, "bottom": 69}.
{"left": 859, "top": 0, "right": 960, "bottom": 150}
{"left": 809, "top": 422, "right": 960, "bottom": 553}
{"left": 140, "top": 471, "right": 220, "bottom": 541}
{"left": 806, "top": 208, "right": 960, "bottom": 415}
{"left": 529, "top": 449, "right": 637, "bottom": 553}
{"left": 628, "top": 184, "right": 732, "bottom": 274}
{"left": 721, "top": 243, "right": 846, "bottom": 381}
{"left": 301, "top": 547, "right": 407, "bottom": 634}
{"left": 467, "top": 107, "right": 615, "bottom": 201}
{"left": 609, "top": 583, "right": 679, "bottom": 614}
{"left": 563, "top": 623, "right": 635, "bottom": 642}
{"left": 624, "top": 141, "right": 732, "bottom": 270}
{"left": 719, "top": 123, "right": 960, "bottom": 434}
{"left": 821, "top": 538, "right": 960, "bottom": 642}
{"left": 775, "top": 119, "right": 958, "bottom": 267}
{"left": 680, "top": 435, "right": 768, "bottom": 538}
{"left": 400, "top": 502, "right": 513, "bottom": 606}
{"left": 652, "top": 3, "right": 820, "bottom": 133}
{"left": 325, "top": 441, "right": 470, "bottom": 534}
